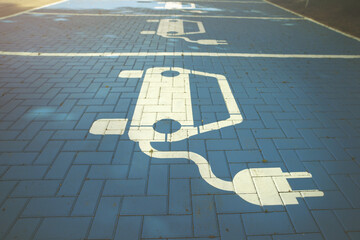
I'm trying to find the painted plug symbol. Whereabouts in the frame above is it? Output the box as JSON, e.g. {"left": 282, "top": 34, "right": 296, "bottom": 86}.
{"left": 89, "top": 67, "right": 323, "bottom": 205}
{"left": 141, "top": 19, "right": 228, "bottom": 45}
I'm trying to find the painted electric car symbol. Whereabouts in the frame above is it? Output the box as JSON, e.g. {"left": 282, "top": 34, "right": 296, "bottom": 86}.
{"left": 89, "top": 67, "right": 323, "bottom": 205}
{"left": 155, "top": 2, "right": 196, "bottom": 10}
{"left": 141, "top": 19, "right": 228, "bottom": 45}
{"left": 154, "top": 1, "right": 206, "bottom": 13}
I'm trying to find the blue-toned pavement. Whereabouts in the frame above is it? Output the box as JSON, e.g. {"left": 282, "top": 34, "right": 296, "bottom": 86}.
{"left": 0, "top": 0, "right": 360, "bottom": 239}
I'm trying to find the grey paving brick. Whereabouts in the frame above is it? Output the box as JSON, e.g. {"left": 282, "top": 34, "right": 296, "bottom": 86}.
{"left": 11, "top": 180, "right": 60, "bottom": 197}
{"left": 218, "top": 214, "right": 246, "bottom": 240}
{"left": 206, "top": 139, "right": 241, "bottom": 151}
{"left": 312, "top": 210, "right": 349, "bottom": 240}
{"left": 296, "top": 149, "right": 334, "bottom": 161}
{"left": 25, "top": 131, "right": 53, "bottom": 151}
{"left": 114, "top": 216, "right": 142, "bottom": 240}
{"left": 0, "top": 152, "right": 37, "bottom": 165}
{"left": 103, "top": 179, "right": 146, "bottom": 196}
{"left": 142, "top": 215, "right": 193, "bottom": 239}
{"left": 242, "top": 212, "right": 294, "bottom": 235}
{"left": 45, "top": 152, "right": 75, "bottom": 179}
{"left": 170, "top": 164, "right": 201, "bottom": 179}
{"left": 281, "top": 192, "right": 319, "bottom": 233}
{"left": 226, "top": 150, "right": 262, "bottom": 163}
{"left": 22, "top": 197, "right": 74, "bottom": 217}
{"left": 147, "top": 164, "right": 169, "bottom": 195}
{"left": 303, "top": 191, "right": 351, "bottom": 210}
{"left": 34, "top": 140, "right": 63, "bottom": 164}
{"left": 72, "top": 180, "right": 103, "bottom": 216}
{"left": 74, "top": 151, "right": 113, "bottom": 164}
{"left": 34, "top": 217, "right": 91, "bottom": 240}
{"left": 63, "top": 140, "right": 99, "bottom": 151}
{"left": 257, "top": 139, "right": 282, "bottom": 162}
{"left": 3, "top": 166, "right": 48, "bottom": 180}
{"left": 236, "top": 129, "right": 258, "bottom": 150}
{"left": 332, "top": 175, "right": 360, "bottom": 208}
{"left": 303, "top": 162, "right": 338, "bottom": 190}
{"left": 272, "top": 233, "right": 324, "bottom": 240}
{"left": 121, "top": 196, "right": 167, "bottom": 215}
{"left": 4, "top": 218, "right": 41, "bottom": 240}
{"left": 128, "top": 152, "right": 150, "bottom": 179}
{"left": 88, "top": 197, "right": 120, "bottom": 239}
{"left": 87, "top": 165, "right": 128, "bottom": 179}
{"left": 334, "top": 209, "right": 360, "bottom": 232}
{"left": 322, "top": 161, "right": 360, "bottom": 174}
{"left": 58, "top": 165, "right": 88, "bottom": 196}
{"left": 0, "top": 198, "right": 28, "bottom": 239}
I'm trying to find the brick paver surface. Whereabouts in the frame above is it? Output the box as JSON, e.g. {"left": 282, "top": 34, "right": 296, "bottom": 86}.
{"left": 0, "top": 0, "right": 360, "bottom": 239}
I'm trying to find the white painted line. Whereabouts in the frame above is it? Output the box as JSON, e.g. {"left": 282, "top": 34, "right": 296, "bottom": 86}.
{"left": 264, "top": 0, "right": 360, "bottom": 42}
{"left": 0, "top": 51, "right": 359, "bottom": 59}
{"left": 161, "top": 0, "right": 266, "bottom": 2}
{"left": 28, "top": 12, "right": 304, "bottom": 20}
{"left": 0, "top": 0, "right": 68, "bottom": 20}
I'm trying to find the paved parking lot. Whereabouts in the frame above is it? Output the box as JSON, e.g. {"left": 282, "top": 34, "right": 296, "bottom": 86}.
{"left": 0, "top": 0, "right": 360, "bottom": 239}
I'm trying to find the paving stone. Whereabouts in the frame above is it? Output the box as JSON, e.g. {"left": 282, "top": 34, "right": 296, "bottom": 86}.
{"left": 35, "top": 217, "right": 91, "bottom": 240}
{"left": 72, "top": 180, "right": 103, "bottom": 216}
{"left": 11, "top": 180, "right": 60, "bottom": 197}
{"left": 0, "top": 152, "right": 37, "bottom": 165}
{"left": 303, "top": 161, "right": 338, "bottom": 190}
{"left": 0, "top": 199, "right": 28, "bottom": 239}
{"left": 4, "top": 218, "right": 41, "bottom": 240}
{"left": 147, "top": 164, "right": 169, "bottom": 195}
{"left": 58, "top": 165, "right": 88, "bottom": 196}
{"left": 45, "top": 152, "right": 75, "bottom": 179}
{"left": 74, "top": 151, "right": 113, "bottom": 164}
{"left": 142, "top": 216, "right": 193, "bottom": 238}
{"left": 169, "top": 179, "right": 192, "bottom": 214}
{"left": 170, "top": 164, "right": 201, "bottom": 178}
{"left": 334, "top": 209, "right": 360, "bottom": 231}
{"left": 88, "top": 197, "right": 121, "bottom": 239}
{"left": 303, "top": 191, "right": 351, "bottom": 210}
{"left": 3, "top": 166, "right": 48, "bottom": 180}
{"left": 34, "top": 141, "right": 63, "bottom": 164}
{"left": 218, "top": 214, "right": 246, "bottom": 240}
{"left": 256, "top": 139, "right": 282, "bottom": 162}
{"left": 22, "top": 197, "right": 74, "bottom": 217}
{"left": 236, "top": 129, "right": 258, "bottom": 150}
{"left": 87, "top": 164, "right": 128, "bottom": 179}
{"left": 272, "top": 233, "right": 324, "bottom": 240}
{"left": 114, "top": 216, "right": 142, "bottom": 240}
{"left": 242, "top": 212, "right": 294, "bottom": 235}
{"left": 281, "top": 192, "right": 319, "bottom": 233}
{"left": 331, "top": 175, "right": 360, "bottom": 208}
{"left": 226, "top": 150, "right": 262, "bottom": 163}
{"left": 121, "top": 196, "right": 167, "bottom": 215}
{"left": 192, "top": 195, "right": 219, "bottom": 237}
{"left": 312, "top": 210, "right": 349, "bottom": 240}
{"left": 103, "top": 179, "right": 146, "bottom": 196}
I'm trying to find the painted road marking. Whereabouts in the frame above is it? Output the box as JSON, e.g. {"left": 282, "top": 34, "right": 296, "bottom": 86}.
{"left": 28, "top": 12, "right": 304, "bottom": 20}
{"left": 264, "top": 0, "right": 360, "bottom": 42}
{"left": 1, "top": 51, "right": 359, "bottom": 59}
{"left": 141, "top": 19, "right": 227, "bottom": 45}
{"left": 89, "top": 67, "right": 324, "bottom": 205}
{"left": 0, "top": 0, "right": 68, "bottom": 20}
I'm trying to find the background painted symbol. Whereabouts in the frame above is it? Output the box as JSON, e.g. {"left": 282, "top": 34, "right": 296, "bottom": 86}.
{"left": 141, "top": 19, "right": 228, "bottom": 45}
{"left": 90, "top": 67, "right": 324, "bottom": 205}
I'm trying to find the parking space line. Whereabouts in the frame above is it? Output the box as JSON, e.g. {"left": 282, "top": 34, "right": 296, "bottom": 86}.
{"left": 0, "top": 0, "right": 68, "bottom": 20}
{"left": 29, "top": 12, "right": 303, "bottom": 20}
{"left": 158, "top": 0, "right": 266, "bottom": 2}
{"left": 0, "top": 51, "right": 359, "bottom": 58}
{"left": 264, "top": 0, "right": 360, "bottom": 42}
